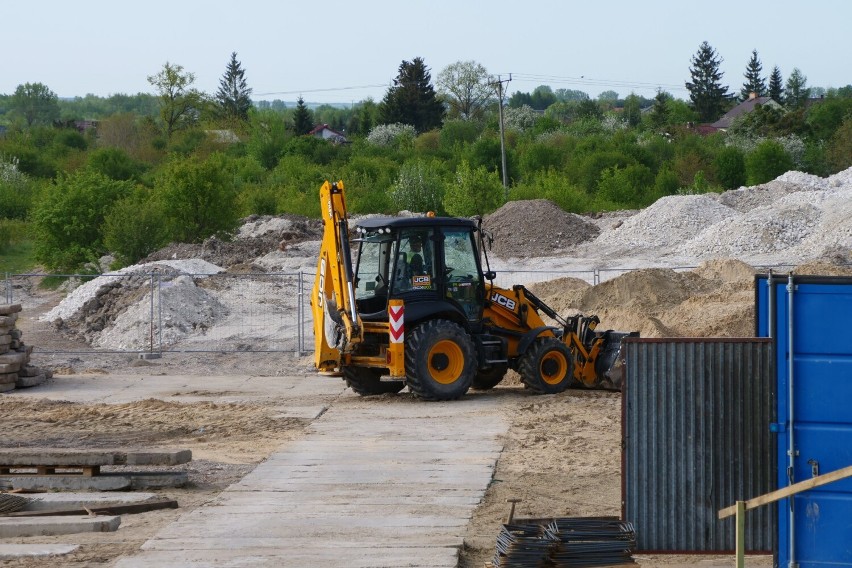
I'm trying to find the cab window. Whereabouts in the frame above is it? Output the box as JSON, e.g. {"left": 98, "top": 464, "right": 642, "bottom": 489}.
{"left": 392, "top": 229, "right": 435, "bottom": 292}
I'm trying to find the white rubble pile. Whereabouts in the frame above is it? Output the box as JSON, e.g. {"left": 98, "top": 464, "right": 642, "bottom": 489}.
{"left": 43, "top": 259, "right": 223, "bottom": 324}
{"left": 237, "top": 217, "right": 303, "bottom": 239}
{"left": 598, "top": 194, "right": 738, "bottom": 252}
{"left": 93, "top": 276, "right": 227, "bottom": 351}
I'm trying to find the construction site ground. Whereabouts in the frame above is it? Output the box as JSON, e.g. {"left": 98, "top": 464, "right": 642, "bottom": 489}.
{"left": 1, "top": 365, "right": 772, "bottom": 567}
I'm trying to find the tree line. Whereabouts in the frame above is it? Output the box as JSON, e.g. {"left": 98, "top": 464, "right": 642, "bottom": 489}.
{"left": 0, "top": 45, "right": 850, "bottom": 273}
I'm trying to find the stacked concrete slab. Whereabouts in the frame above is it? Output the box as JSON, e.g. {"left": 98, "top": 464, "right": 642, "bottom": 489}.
{"left": 0, "top": 303, "right": 51, "bottom": 392}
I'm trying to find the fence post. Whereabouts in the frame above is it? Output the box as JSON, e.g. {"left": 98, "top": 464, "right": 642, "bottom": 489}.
{"left": 157, "top": 271, "right": 163, "bottom": 355}
{"left": 297, "top": 272, "right": 304, "bottom": 356}
{"left": 4, "top": 272, "right": 10, "bottom": 304}
{"left": 735, "top": 500, "right": 746, "bottom": 568}
{"left": 149, "top": 272, "right": 155, "bottom": 354}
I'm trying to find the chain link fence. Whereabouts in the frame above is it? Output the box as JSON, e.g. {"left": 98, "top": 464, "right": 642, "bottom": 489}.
{"left": 4, "top": 264, "right": 798, "bottom": 356}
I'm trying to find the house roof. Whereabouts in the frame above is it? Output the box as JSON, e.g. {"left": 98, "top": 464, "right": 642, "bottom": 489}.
{"left": 308, "top": 124, "right": 345, "bottom": 137}
{"left": 711, "top": 96, "right": 781, "bottom": 129}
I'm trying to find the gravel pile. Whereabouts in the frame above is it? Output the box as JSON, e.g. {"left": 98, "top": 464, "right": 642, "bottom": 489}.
{"left": 483, "top": 199, "right": 600, "bottom": 258}
{"left": 596, "top": 194, "right": 737, "bottom": 252}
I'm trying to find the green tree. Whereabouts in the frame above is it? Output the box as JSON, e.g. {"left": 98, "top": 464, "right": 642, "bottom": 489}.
{"left": 436, "top": 60, "right": 493, "bottom": 121}
{"left": 768, "top": 66, "right": 784, "bottom": 104}
{"left": 147, "top": 62, "right": 204, "bottom": 139}
{"left": 745, "top": 140, "right": 794, "bottom": 185}
{"left": 347, "top": 98, "right": 379, "bottom": 136}
{"left": 685, "top": 41, "right": 731, "bottom": 122}
{"left": 390, "top": 159, "right": 445, "bottom": 212}
{"left": 104, "top": 193, "right": 169, "bottom": 267}
{"left": 216, "top": 52, "right": 253, "bottom": 124}
{"left": 554, "top": 89, "right": 590, "bottom": 102}
{"left": 826, "top": 116, "right": 852, "bottom": 171}
{"left": 153, "top": 153, "right": 241, "bottom": 243}
{"left": 31, "top": 170, "right": 133, "bottom": 271}
{"left": 379, "top": 57, "right": 445, "bottom": 132}
{"left": 10, "top": 82, "right": 60, "bottom": 127}
{"left": 785, "top": 68, "right": 810, "bottom": 110}
{"left": 87, "top": 148, "right": 146, "bottom": 181}
{"left": 648, "top": 89, "right": 671, "bottom": 129}
{"left": 292, "top": 96, "right": 314, "bottom": 135}
{"left": 740, "top": 49, "right": 766, "bottom": 100}
{"left": 623, "top": 93, "right": 642, "bottom": 127}
{"left": 442, "top": 160, "right": 502, "bottom": 216}
{"left": 247, "top": 109, "right": 289, "bottom": 169}
{"left": 714, "top": 146, "right": 747, "bottom": 189}
{"left": 530, "top": 85, "right": 557, "bottom": 110}
{"left": 0, "top": 156, "right": 35, "bottom": 220}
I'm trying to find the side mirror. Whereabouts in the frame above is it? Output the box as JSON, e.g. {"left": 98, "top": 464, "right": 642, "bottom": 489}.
{"left": 484, "top": 270, "right": 496, "bottom": 281}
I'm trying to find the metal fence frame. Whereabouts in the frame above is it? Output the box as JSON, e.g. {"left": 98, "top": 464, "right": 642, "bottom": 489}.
{"left": 3, "top": 263, "right": 799, "bottom": 356}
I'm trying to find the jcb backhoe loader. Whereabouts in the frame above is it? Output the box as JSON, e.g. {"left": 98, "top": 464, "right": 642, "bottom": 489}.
{"left": 311, "top": 180, "right": 637, "bottom": 401}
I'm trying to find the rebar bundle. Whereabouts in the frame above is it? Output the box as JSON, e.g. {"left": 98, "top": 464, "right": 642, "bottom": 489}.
{"left": 493, "top": 517, "right": 636, "bottom": 568}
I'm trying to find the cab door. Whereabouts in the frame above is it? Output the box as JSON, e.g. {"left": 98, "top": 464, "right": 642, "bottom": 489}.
{"left": 441, "top": 229, "right": 485, "bottom": 320}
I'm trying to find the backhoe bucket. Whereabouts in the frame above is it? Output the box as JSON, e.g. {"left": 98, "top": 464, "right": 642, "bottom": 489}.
{"left": 594, "top": 331, "right": 639, "bottom": 391}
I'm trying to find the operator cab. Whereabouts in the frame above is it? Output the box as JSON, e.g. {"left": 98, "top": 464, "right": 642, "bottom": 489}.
{"left": 352, "top": 217, "right": 486, "bottom": 322}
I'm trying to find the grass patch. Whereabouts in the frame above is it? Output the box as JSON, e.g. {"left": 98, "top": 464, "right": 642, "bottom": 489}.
{"left": 0, "top": 220, "right": 37, "bottom": 274}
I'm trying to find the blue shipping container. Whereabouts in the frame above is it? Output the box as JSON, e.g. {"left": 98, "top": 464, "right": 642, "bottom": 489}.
{"left": 756, "top": 274, "right": 852, "bottom": 568}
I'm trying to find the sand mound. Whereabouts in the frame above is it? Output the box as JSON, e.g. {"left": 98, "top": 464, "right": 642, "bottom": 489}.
{"left": 692, "top": 258, "right": 756, "bottom": 283}
{"left": 531, "top": 263, "right": 756, "bottom": 339}
{"left": 483, "top": 199, "right": 600, "bottom": 258}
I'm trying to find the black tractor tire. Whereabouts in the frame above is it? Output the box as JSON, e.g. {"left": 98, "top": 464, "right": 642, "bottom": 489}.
{"left": 518, "top": 338, "right": 575, "bottom": 394}
{"left": 405, "top": 319, "right": 477, "bottom": 401}
{"left": 472, "top": 363, "right": 509, "bottom": 390}
{"left": 342, "top": 366, "right": 405, "bottom": 396}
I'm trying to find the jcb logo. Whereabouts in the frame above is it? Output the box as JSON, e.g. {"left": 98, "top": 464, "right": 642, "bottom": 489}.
{"left": 413, "top": 276, "right": 431, "bottom": 284}
{"left": 317, "top": 259, "right": 326, "bottom": 308}
{"left": 491, "top": 293, "right": 516, "bottom": 311}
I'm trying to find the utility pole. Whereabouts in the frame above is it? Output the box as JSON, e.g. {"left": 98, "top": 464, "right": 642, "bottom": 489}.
{"left": 491, "top": 74, "right": 512, "bottom": 200}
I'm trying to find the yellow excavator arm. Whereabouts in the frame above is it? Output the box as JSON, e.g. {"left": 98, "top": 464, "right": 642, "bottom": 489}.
{"left": 311, "top": 180, "right": 363, "bottom": 372}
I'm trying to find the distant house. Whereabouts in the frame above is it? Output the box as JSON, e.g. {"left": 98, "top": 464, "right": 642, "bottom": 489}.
{"left": 308, "top": 124, "right": 348, "bottom": 144}
{"left": 710, "top": 93, "right": 783, "bottom": 131}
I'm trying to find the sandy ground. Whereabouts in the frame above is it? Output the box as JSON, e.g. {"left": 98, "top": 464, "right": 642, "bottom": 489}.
{"left": 1, "top": 353, "right": 772, "bottom": 567}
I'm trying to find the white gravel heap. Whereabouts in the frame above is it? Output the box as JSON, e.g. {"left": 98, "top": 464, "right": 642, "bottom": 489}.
{"left": 93, "top": 275, "right": 227, "bottom": 350}
{"left": 237, "top": 217, "right": 301, "bottom": 239}
{"left": 43, "top": 259, "right": 223, "bottom": 324}
{"left": 598, "top": 194, "right": 738, "bottom": 251}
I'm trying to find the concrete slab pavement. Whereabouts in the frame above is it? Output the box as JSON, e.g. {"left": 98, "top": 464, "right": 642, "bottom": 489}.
{"left": 0, "top": 515, "right": 120, "bottom": 538}
{"left": 115, "top": 397, "right": 509, "bottom": 567}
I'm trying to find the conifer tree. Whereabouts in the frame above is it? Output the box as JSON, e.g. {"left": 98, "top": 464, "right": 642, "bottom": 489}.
{"left": 379, "top": 57, "right": 445, "bottom": 132}
{"left": 768, "top": 66, "right": 784, "bottom": 104}
{"left": 216, "top": 52, "right": 252, "bottom": 123}
{"left": 685, "top": 41, "right": 731, "bottom": 122}
{"left": 740, "top": 49, "right": 766, "bottom": 101}
{"left": 293, "top": 96, "right": 314, "bottom": 135}
{"left": 785, "top": 68, "right": 811, "bottom": 110}
{"left": 649, "top": 89, "right": 671, "bottom": 129}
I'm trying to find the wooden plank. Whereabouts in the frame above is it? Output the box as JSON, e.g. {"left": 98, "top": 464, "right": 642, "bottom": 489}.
{"left": 719, "top": 464, "right": 852, "bottom": 519}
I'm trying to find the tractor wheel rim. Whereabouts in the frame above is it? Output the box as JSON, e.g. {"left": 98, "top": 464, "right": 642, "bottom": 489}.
{"left": 429, "top": 339, "right": 465, "bottom": 384}
{"left": 540, "top": 351, "right": 568, "bottom": 385}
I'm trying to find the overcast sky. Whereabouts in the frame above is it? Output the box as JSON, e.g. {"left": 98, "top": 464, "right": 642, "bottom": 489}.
{"left": 5, "top": 1, "right": 850, "bottom": 104}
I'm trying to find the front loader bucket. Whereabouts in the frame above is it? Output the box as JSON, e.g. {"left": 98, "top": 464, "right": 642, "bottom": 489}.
{"left": 594, "top": 331, "right": 639, "bottom": 391}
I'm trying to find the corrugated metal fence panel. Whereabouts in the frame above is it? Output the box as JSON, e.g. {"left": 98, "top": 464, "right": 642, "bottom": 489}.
{"left": 623, "top": 338, "right": 775, "bottom": 552}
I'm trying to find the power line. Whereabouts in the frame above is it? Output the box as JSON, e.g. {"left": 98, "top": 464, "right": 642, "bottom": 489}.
{"left": 254, "top": 83, "right": 389, "bottom": 97}
{"left": 502, "top": 72, "right": 688, "bottom": 93}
